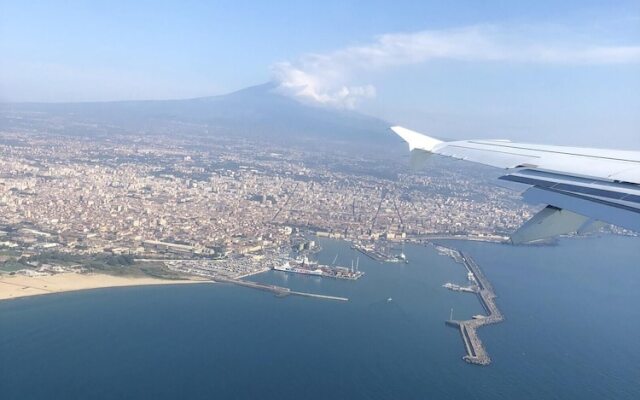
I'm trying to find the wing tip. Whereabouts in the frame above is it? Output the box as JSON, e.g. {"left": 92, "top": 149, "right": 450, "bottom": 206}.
{"left": 390, "top": 126, "right": 443, "bottom": 152}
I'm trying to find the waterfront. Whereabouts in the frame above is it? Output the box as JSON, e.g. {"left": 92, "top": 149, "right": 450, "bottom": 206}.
{"left": 1, "top": 235, "right": 639, "bottom": 399}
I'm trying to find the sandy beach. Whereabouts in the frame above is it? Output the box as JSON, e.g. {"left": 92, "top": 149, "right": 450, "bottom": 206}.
{"left": 0, "top": 272, "right": 211, "bottom": 301}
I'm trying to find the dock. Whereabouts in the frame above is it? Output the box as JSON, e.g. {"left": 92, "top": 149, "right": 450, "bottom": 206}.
{"left": 351, "top": 243, "right": 404, "bottom": 263}
{"left": 162, "top": 258, "right": 349, "bottom": 302}
{"left": 351, "top": 243, "right": 387, "bottom": 261}
{"left": 445, "top": 251, "right": 503, "bottom": 366}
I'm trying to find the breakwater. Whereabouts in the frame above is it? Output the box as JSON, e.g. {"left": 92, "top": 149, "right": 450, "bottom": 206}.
{"left": 214, "top": 276, "right": 349, "bottom": 302}
{"left": 444, "top": 250, "right": 504, "bottom": 365}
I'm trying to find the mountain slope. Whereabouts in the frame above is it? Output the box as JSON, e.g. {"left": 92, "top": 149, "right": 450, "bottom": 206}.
{"left": 1, "top": 82, "right": 396, "bottom": 147}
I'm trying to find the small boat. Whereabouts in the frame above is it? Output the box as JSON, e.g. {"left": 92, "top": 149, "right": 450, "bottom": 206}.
{"left": 387, "top": 297, "right": 393, "bottom": 302}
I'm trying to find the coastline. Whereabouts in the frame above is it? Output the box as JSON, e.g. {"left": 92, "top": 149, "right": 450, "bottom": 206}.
{"left": 0, "top": 272, "right": 211, "bottom": 302}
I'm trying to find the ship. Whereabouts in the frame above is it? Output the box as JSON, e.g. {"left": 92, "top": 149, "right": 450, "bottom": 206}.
{"left": 273, "top": 256, "right": 364, "bottom": 280}
{"left": 394, "top": 252, "right": 408, "bottom": 263}
{"left": 442, "top": 282, "right": 477, "bottom": 293}
{"left": 395, "top": 242, "right": 409, "bottom": 263}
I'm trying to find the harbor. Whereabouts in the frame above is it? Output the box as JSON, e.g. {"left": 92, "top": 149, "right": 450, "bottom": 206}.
{"left": 157, "top": 240, "right": 504, "bottom": 362}
{"left": 160, "top": 255, "right": 350, "bottom": 302}
{"left": 441, "top": 248, "right": 504, "bottom": 366}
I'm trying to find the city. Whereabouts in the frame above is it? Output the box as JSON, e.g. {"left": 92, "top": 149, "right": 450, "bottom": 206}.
{"left": 0, "top": 130, "right": 536, "bottom": 280}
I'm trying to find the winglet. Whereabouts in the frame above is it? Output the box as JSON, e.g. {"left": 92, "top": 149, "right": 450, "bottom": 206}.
{"left": 391, "top": 126, "right": 443, "bottom": 152}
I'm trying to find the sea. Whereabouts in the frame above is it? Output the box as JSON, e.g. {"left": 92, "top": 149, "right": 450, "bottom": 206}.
{"left": 1, "top": 235, "right": 639, "bottom": 400}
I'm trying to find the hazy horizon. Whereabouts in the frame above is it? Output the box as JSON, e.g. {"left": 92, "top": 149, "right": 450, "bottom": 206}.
{"left": 1, "top": 1, "right": 639, "bottom": 147}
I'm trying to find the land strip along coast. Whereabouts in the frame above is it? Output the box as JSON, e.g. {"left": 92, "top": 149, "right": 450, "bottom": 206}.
{"left": 0, "top": 272, "right": 209, "bottom": 301}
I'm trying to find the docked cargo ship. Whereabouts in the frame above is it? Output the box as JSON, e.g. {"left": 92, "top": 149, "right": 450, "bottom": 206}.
{"left": 274, "top": 257, "right": 364, "bottom": 280}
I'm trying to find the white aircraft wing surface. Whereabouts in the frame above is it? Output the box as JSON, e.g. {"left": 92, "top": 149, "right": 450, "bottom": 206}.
{"left": 391, "top": 126, "right": 640, "bottom": 243}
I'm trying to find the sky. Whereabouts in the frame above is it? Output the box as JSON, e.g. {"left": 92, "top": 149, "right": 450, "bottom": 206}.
{"left": 1, "top": 0, "right": 639, "bottom": 147}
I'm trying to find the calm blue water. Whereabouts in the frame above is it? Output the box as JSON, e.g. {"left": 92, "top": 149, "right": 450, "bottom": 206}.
{"left": 1, "top": 235, "right": 639, "bottom": 399}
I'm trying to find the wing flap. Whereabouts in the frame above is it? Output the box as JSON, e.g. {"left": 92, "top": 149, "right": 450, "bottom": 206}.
{"left": 521, "top": 186, "right": 640, "bottom": 233}
{"left": 510, "top": 206, "right": 590, "bottom": 244}
{"left": 610, "top": 166, "right": 640, "bottom": 183}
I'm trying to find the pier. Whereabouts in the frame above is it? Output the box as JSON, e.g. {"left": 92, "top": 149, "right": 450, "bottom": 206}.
{"left": 214, "top": 276, "right": 348, "bottom": 302}
{"left": 351, "top": 243, "right": 388, "bottom": 261}
{"left": 289, "top": 290, "right": 349, "bottom": 301}
{"left": 159, "top": 258, "right": 348, "bottom": 301}
{"left": 445, "top": 251, "right": 503, "bottom": 366}
{"left": 351, "top": 242, "right": 405, "bottom": 263}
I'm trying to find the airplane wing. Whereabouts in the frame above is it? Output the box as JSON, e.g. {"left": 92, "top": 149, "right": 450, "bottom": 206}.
{"left": 391, "top": 126, "right": 640, "bottom": 243}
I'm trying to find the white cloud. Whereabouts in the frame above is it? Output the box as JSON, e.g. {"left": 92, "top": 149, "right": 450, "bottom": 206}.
{"left": 272, "top": 61, "right": 376, "bottom": 109}
{"left": 272, "top": 25, "right": 640, "bottom": 108}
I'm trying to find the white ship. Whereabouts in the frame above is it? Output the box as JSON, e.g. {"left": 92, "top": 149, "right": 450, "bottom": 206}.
{"left": 273, "top": 256, "right": 364, "bottom": 280}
